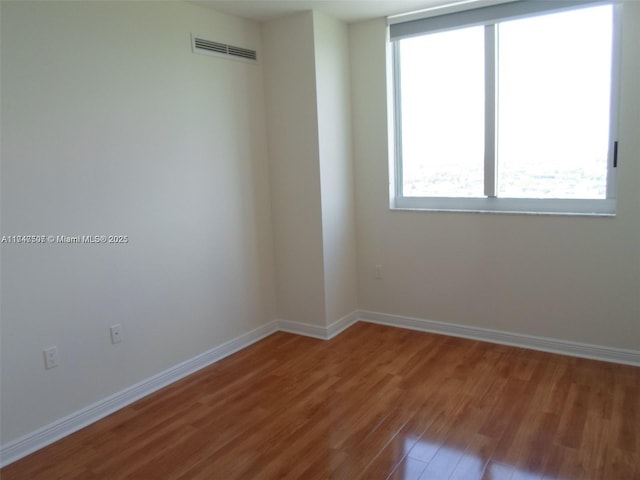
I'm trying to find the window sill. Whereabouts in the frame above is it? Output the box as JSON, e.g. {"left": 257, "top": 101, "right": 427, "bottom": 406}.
{"left": 391, "top": 197, "right": 616, "bottom": 217}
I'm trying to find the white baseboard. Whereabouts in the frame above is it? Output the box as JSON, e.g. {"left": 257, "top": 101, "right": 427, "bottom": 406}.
{"left": 358, "top": 310, "right": 640, "bottom": 367}
{"left": 276, "top": 319, "right": 329, "bottom": 339}
{"left": 0, "top": 321, "right": 279, "bottom": 468}
{"left": 3, "top": 309, "right": 637, "bottom": 467}
{"left": 0, "top": 311, "right": 360, "bottom": 467}
{"left": 327, "top": 311, "right": 359, "bottom": 339}
{"left": 277, "top": 310, "right": 359, "bottom": 340}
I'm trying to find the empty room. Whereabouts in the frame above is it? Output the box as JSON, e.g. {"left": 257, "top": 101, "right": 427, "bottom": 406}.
{"left": 1, "top": 0, "right": 638, "bottom": 479}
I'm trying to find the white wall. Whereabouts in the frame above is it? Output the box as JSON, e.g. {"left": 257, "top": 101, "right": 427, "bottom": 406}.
{"left": 3, "top": 0, "right": 637, "bottom": 462}
{"left": 262, "top": 11, "right": 357, "bottom": 327}
{"left": 313, "top": 12, "right": 359, "bottom": 324}
{"left": 0, "top": 1, "right": 276, "bottom": 444}
{"left": 261, "top": 12, "right": 327, "bottom": 326}
{"left": 350, "top": 6, "right": 640, "bottom": 351}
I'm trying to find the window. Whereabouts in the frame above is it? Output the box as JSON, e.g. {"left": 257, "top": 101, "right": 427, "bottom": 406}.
{"left": 390, "top": 1, "right": 621, "bottom": 215}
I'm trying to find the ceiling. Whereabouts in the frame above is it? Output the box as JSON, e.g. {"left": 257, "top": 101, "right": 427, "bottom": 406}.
{"left": 192, "top": 0, "right": 454, "bottom": 23}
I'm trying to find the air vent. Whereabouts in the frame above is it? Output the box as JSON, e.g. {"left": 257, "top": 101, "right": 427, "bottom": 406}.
{"left": 192, "top": 35, "right": 258, "bottom": 63}
{"left": 227, "top": 45, "right": 257, "bottom": 61}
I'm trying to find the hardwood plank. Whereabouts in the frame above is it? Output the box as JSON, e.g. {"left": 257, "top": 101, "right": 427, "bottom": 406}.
{"left": 556, "top": 383, "right": 591, "bottom": 449}
{"left": 449, "top": 434, "right": 497, "bottom": 480}
{"left": 482, "top": 461, "right": 514, "bottom": 480}
{"left": 386, "top": 456, "right": 428, "bottom": 480}
{"left": 2, "top": 323, "right": 638, "bottom": 480}
{"left": 357, "top": 402, "right": 437, "bottom": 478}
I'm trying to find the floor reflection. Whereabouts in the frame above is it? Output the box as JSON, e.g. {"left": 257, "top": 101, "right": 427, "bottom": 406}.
{"left": 390, "top": 437, "right": 551, "bottom": 480}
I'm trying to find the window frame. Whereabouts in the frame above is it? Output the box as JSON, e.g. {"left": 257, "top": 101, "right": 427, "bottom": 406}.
{"left": 389, "top": 0, "right": 622, "bottom": 216}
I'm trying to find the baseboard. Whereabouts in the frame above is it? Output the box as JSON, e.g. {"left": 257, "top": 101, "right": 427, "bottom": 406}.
{"left": 358, "top": 310, "right": 640, "bottom": 367}
{"left": 0, "top": 312, "right": 361, "bottom": 467}
{"left": 4, "top": 309, "right": 637, "bottom": 466}
{"left": 0, "top": 320, "right": 279, "bottom": 468}
{"left": 277, "top": 310, "right": 359, "bottom": 340}
{"left": 327, "top": 311, "right": 359, "bottom": 339}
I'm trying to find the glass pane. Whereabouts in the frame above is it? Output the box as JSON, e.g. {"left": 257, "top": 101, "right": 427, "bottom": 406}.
{"left": 399, "top": 27, "right": 484, "bottom": 197}
{"left": 497, "top": 6, "right": 613, "bottom": 199}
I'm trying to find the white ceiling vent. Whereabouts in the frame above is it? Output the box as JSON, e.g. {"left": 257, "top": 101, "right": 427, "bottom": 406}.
{"left": 192, "top": 35, "right": 258, "bottom": 63}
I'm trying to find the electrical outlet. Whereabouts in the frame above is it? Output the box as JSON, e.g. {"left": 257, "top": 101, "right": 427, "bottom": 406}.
{"left": 110, "top": 324, "right": 123, "bottom": 344}
{"left": 44, "top": 346, "right": 59, "bottom": 370}
{"left": 375, "top": 264, "right": 383, "bottom": 279}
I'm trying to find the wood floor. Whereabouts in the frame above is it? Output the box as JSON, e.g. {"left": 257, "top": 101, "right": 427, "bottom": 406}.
{"left": 2, "top": 322, "right": 639, "bottom": 480}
